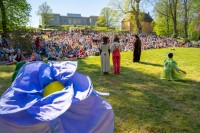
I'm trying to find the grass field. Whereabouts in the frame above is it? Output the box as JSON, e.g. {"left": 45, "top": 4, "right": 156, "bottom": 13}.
{"left": 0, "top": 47, "right": 200, "bottom": 133}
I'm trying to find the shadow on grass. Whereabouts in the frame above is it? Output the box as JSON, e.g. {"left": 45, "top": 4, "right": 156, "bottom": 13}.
{"left": 138, "top": 61, "right": 163, "bottom": 67}
{"left": 77, "top": 59, "right": 200, "bottom": 133}
{"left": 1, "top": 59, "right": 200, "bottom": 132}
{"left": 0, "top": 75, "right": 13, "bottom": 95}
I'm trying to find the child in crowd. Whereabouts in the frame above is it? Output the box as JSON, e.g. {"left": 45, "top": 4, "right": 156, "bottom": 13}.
{"left": 160, "top": 53, "right": 186, "bottom": 80}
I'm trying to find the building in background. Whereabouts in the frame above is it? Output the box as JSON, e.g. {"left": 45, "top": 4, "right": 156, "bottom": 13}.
{"left": 121, "top": 12, "right": 154, "bottom": 34}
{"left": 46, "top": 13, "right": 98, "bottom": 26}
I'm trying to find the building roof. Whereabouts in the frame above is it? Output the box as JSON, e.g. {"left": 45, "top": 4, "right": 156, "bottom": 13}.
{"left": 122, "top": 11, "right": 153, "bottom": 22}
{"left": 67, "top": 13, "right": 81, "bottom": 17}
{"left": 90, "top": 16, "right": 98, "bottom": 18}
{"left": 143, "top": 12, "right": 153, "bottom": 22}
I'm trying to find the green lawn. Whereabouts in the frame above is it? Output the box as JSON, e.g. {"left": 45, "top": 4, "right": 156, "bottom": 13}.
{"left": 0, "top": 48, "right": 200, "bottom": 133}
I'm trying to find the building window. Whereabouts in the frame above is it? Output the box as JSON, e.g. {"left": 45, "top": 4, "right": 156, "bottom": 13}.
{"left": 73, "top": 19, "right": 76, "bottom": 24}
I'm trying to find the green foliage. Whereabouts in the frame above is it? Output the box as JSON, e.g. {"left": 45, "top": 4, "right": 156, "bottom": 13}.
{"left": 154, "top": 16, "right": 173, "bottom": 36}
{"left": 120, "top": 30, "right": 129, "bottom": 33}
{"left": 37, "top": 1, "right": 53, "bottom": 28}
{"left": 61, "top": 25, "right": 74, "bottom": 31}
{"left": 154, "top": 0, "right": 200, "bottom": 39}
{"left": 93, "top": 26, "right": 108, "bottom": 32}
{"left": 95, "top": 16, "right": 108, "bottom": 27}
{"left": 188, "top": 21, "right": 200, "bottom": 40}
{"left": 45, "top": 25, "right": 76, "bottom": 31}
{"left": 100, "top": 7, "right": 121, "bottom": 28}
{"left": 0, "top": 0, "right": 31, "bottom": 31}
{"left": 10, "top": 28, "right": 33, "bottom": 55}
{"left": 38, "top": 25, "right": 42, "bottom": 28}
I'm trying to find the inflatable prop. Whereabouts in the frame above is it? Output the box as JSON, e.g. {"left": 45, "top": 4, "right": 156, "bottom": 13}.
{"left": 43, "top": 81, "right": 65, "bottom": 97}
{"left": 0, "top": 61, "right": 114, "bottom": 133}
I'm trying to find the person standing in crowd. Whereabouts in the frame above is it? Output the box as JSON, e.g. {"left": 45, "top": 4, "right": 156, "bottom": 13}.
{"left": 35, "top": 37, "right": 41, "bottom": 53}
{"left": 110, "top": 35, "right": 122, "bottom": 74}
{"left": 160, "top": 53, "right": 186, "bottom": 80}
{"left": 133, "top": 35, "right": 141, "bottom": 62}
{"left": 99, "top": 37, "right": 110, "bottom": 74}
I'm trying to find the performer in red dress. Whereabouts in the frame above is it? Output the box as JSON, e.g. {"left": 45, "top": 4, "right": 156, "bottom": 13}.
{"left": 111, "top": 35, "right": 122, "bottom": 74}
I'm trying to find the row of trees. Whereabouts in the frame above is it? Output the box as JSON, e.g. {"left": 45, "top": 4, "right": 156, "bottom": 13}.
{"left": 96, "top": 0, "right": 200, "bottom": 39}
{"left": 153, "top": 0, "right": 200, "bottom": 39}
{"left": 0, "top": 0, "right": 199, "bottom": 40}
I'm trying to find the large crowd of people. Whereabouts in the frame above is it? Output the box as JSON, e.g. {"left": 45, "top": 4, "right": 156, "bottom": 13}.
{"left": 0, "top": 30, "right": 199, "bottom": 63}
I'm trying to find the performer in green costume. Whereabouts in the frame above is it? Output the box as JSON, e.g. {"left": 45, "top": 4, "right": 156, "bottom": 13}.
{"left": 160, "top": 53, "right": 186, "bottom": 80}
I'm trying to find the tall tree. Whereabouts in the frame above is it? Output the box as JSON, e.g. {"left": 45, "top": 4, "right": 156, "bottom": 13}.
{"left": 169, "top": 0, "right": 179, "bottom": 38}
{"left": 95, "top": 16, "right": 108, "bottom": 27}
{"left": 195, "top": 12, "right": 200, "bottom": 31}
{"left": 152, "top": 0, "right": 200, "bottom": 39}
{"left": 153, "top": 0, "right": 172, "bottom": 37}
{"left": 150, "top": 0, "right": 179, "bottom": 37}
{"left": 0, "top": 0, "right": 7, "bottom": 34}
{"left": 37, "top": 1, "right": 53, "bottom": 28}
{"left": 0, "top": 0, "right": 31, "bottom": 36}
{"left": 110, "top": 0, "right": 142, "bottom": 33}
{"left": 181, "top": 0, "right": 189, "bottom": 38}
{"left": 100, "top": 7, "right": 119, "bottom": 28}
{"left": 189, "top": 0, "right": 200, "bottom": 39}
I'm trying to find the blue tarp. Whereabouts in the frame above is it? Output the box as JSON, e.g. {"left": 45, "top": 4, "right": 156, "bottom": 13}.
{"left": 0, "top": 61, "right": 114, "bottom": 133}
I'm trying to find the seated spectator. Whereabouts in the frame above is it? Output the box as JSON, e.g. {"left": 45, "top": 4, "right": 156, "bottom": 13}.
{"left": 9, "top": 53, "right": 15, "bottom": 62}
{"left": 13, "top": 49, "right": 26, "bottom": 63}
{"left": 47, "top": 49, "right": 57, "bottom": 61}
{"left": 77, "top": 47, "right": 86, "bottom": 59}
{"left": 29, "top": 51, "right": 43, "bottom": 62}
{"left": 2, "top": 46, "right": 9, "bottom": 60}
{"left": 5, "top": 49, "right": 26, "bottom": 65}
{"left": 0, "top": 46, "right": 6, "bottom": 60}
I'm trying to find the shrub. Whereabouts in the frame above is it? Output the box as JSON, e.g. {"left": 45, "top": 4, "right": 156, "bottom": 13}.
{"left": 9, "top": 28, "right": 33, "bottom": 55}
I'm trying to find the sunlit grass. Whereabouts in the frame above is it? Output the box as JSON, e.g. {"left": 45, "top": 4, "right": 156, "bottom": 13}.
{"left": 0, "top": 47, "right": 200, "bottom": 132}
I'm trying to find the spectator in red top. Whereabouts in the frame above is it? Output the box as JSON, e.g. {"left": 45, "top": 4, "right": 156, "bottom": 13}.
{"left": 35, "top": 37, "right": 41, "bottom": 53}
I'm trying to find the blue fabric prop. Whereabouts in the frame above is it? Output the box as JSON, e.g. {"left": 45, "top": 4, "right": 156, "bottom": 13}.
{"left": 0, "top": 61, "right": 114, "bottom": 133}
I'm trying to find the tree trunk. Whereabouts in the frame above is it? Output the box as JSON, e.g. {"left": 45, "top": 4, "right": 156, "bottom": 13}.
{"left": 172, "top": 17, "right": 177, "bottom": 38}
{"left": 135, "top": 2, "right": 142, "bottom": 33}
{"left": 166, "top": 1, "right": 169, "bottom": 37}
{"left": 166, "top": 16, "right": 169, "bottom": 37}
{"left": 171, "top": 0, "right": 178, "bottom": 38}
{"left": 135, "top": 14, "right": 142, "bottom": 33}
{"left": 0, "top": 0, "right": 8, "bottom": 36}
{"left": 183, "top": 0, "right": 188, "bottom": 38}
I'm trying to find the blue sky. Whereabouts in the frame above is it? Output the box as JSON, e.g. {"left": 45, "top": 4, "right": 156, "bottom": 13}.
{"left": 27, "top": 0, "right": 110, "bottom": 27}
